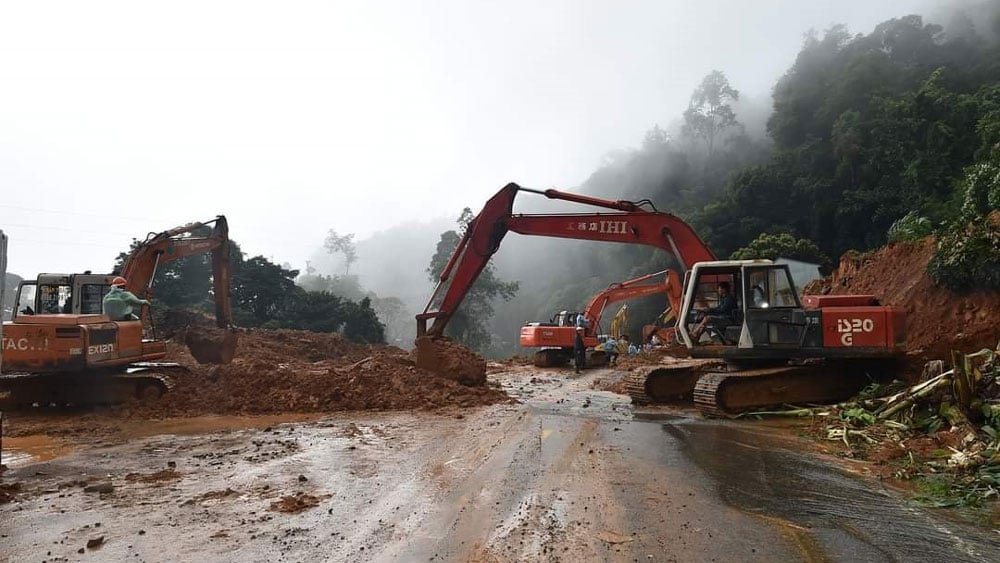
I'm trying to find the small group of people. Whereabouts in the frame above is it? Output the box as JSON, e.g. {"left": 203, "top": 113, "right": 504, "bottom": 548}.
{"left": 572, "top": 330, "right": 639, "bottom": 373}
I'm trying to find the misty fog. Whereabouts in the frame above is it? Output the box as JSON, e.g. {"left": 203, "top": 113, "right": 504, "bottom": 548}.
{"left": 3, "top": 0, "right": 992, "bottom": 354}
{"left": 288, "top": 0, "right": 999, "bottom": 356}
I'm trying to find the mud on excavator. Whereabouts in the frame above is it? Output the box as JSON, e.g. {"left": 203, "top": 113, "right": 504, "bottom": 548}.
{"left": 0, "top": 216, "right": 237, "bottom": 407}
{"left": 518, "top": 269, "right": 678, "bottom": 367}
{"left": 417, "top": 183, "right": 905, "bottom": 416}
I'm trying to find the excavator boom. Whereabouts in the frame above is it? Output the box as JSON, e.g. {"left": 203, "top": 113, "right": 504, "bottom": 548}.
{"left": 418, "top": 183, "right": 714, "bottom": 338}
{"left": 1, "top": 217, "right": 237, "bottom": 407}
{"left": 418, "top": 182, "right": 905, "bottom": 418}
{"left": 580, "top": 269, "right": 682, "bottom": 331}
{"left": 121, "top": 215, "right": 232, "bottom": 328}
{"left": 519, "top": 269, "right": 680, "bottom": 367}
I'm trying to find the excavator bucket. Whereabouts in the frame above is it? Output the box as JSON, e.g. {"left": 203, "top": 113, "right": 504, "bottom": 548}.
{"left": 184, "top": 327, "right": 239, "bottom": 364}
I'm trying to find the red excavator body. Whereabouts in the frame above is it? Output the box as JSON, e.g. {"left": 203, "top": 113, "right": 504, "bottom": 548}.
{"left": 1, "top": 216, "right": 236, "bottom": 406}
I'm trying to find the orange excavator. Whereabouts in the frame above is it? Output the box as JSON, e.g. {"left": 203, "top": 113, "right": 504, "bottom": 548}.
{"left": 417, "top": 183, "right": 905, "bottom": 416}
{"left": 519, "top": 269, "right": 679, "bottom": 367}
{"left": 0, "top": 216, "right": 236, "bottom": 407}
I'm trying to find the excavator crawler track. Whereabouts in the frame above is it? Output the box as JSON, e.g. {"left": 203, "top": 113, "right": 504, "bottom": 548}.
{"left": 0, "top": 364, "right": 186, "bottom": 409}
{"left": 533, "top": 349, "right": 570, "bottom": 368}
{"left": 625, "top": 360, "right": 724, "bottom": 405}
{"left": 692, "top": 366, "right": 874, "bottom": 418}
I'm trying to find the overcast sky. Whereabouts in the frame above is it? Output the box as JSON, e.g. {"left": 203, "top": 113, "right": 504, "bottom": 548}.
{"left": 0, "top": 0, "right": 955, "bottom": 278}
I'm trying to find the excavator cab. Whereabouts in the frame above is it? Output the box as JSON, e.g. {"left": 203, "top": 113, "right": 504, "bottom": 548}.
{"left": 678, "top": 260, "right": 808, "bottom": 352}
{"left": 14, "top": 274, "right": 114, "bottom": 317}
{"left": 678, "top": 260, "right": 902, "bottom": 362}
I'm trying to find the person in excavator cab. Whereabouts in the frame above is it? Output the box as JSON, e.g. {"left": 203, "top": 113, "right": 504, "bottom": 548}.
{"left": 103, "top": 276, "right": 150, "bottom": 321}
{"left": 690, "top": 281, "right": 739, "bottom": 344}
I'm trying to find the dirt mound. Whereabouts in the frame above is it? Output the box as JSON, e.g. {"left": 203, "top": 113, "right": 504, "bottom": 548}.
{"left": 269, "top": 492, "right": 327, "bottom": 513}
{"left": 805, "top": 238, "right": 1000, "bottom": 366}
{"left": 413, "top": 336, "right": 487, "bottom": 386}
{"left": 591, "top": 375, "right": 627, "bottom": 394}
{"left": 130, "top": 329, "right": 508, "bottom": 417}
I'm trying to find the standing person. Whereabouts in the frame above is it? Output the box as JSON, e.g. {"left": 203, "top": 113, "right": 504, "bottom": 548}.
{"left": 621, "top": 334, "right": 638, "bottom": 356}
{"left": 604, "top": 336, "right": 619, "bottom": 366}
{"left": 573, "top": 327, "right": 586, "bottom": 374}
{"left": 102, "top": 277, "right": 150, "bottom": 321}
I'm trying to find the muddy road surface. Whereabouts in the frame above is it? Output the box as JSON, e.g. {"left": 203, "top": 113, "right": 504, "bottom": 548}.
{"left": 2, "top": 368, "right": 999, "bottom": 562}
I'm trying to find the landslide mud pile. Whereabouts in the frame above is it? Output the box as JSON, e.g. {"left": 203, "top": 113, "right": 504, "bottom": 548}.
{"left": 134, "top": 327, "right": 509, "bottom": 417}
{"left": 414, "top": 336, "right": 487, "bottom": 386}
{"left": 804, "top": 238, "right": 1000, "bottom": 364}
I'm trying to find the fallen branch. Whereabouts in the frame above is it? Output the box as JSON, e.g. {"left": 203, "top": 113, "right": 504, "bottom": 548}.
{"left": 877, "top": 375, "right": 951, "bottom": 420}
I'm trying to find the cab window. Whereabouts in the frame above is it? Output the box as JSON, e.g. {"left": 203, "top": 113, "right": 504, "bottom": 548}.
{"left": 39, "top": 284, "right": 72, "bottom": 314}
{"left": 747, "top": 267, "right": 799, "bottom": 309}
{"left": 16, "top": 283, "right": 37, "bottom": 315}
{"left": 81, "top": 284, "right": 110, "bottom": 314}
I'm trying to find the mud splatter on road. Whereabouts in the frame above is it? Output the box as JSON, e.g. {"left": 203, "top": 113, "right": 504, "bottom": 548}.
{"left": 2, "top": 368, "right": 998, "bottom": 561}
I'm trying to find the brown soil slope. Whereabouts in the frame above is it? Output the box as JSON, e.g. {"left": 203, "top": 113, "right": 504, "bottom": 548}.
{"left": 805, "top": 238, "right": 999, "bottom": 364}
{"left": 132, "top": 328, "right": 509, "bottom": 417}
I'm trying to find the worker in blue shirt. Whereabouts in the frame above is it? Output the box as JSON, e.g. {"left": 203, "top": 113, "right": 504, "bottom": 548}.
{"left": 690, "top": 281, "right": 738, "bottom": 343}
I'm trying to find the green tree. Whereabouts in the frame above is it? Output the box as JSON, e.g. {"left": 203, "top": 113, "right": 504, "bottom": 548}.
{"left": 232, "top": 256, "right": 300, "bottom": 324}
{"left": 341, "top": 297, "right": 386, "bottom": 344}
{"left": 324, "top": 229, "right": 358, "bottom": 275}
{"left": 682, "top": 70, "right": 741, "bottom": 158}
{"left": 730, "top": 232, "right": 831, "bottom": 270}
{"left": 427, "top": 208, "right": 519, "bottom": 352}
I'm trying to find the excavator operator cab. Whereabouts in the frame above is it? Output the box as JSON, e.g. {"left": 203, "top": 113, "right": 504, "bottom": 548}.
{"left": 14, "top": 274, "right": 116, "bottom": 318}
{"left": 549, "top": 310, "right": 584, "bottom": 329}
{"left": 678, "top": 260, "right": 806, "bottom": 352}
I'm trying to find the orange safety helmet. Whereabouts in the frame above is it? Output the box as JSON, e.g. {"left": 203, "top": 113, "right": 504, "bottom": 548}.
{"left": 111, "top": 276, "right": 128, "bottom": 287}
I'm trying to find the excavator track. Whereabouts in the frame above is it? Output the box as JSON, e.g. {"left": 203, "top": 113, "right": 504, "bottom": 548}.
{"left": 0, "top": 363, "right": 185, "bottom": 409}
{"left": 693, "top": 366, "right": 873, "bottom": 418}
{"left": 625, "top": 360, "right": 724, "bottom": 405}
{"left": 533, "top": 349, "right": 570, "bottom": 368}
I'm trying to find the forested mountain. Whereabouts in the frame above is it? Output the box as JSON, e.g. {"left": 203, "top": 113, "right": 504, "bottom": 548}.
{"left": 297, "top": 5, "right": 1000, "bottom": 357}
{"left": 469, "top": 6, "right": 1000, "bottom": 357}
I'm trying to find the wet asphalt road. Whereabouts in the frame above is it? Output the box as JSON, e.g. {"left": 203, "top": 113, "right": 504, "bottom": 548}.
{"left": 2, "top": 367, "right": 999, "bottom": 562}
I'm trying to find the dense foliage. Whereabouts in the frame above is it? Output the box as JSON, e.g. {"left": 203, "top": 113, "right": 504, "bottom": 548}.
{"left": 701, "top": 17, "right": 1000, "bottom": 257}
{"left": 114, "top": 233, "right": 385, "bottom": 344}
{"left": 478, "top": 6, "right": 1000, "bottom": 356}
{"left": 729, "top": 233, "right": 831, "bottom": 270}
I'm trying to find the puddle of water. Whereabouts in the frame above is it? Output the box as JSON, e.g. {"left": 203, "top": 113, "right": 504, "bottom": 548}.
{"left": 116, "top": 413, "right": 325, "bottom": 439}
{"left": 661, "top": 421, "right": 1000, "bottom": 562}
{"left": 2, "top": 435, "right": 74, "bottom": 467}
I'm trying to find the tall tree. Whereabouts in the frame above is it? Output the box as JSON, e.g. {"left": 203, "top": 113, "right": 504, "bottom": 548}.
{"left": 324, "top": 229, "right": 358, "bottom": 275}
{"left": 682, "top": 70, "right": 741, "bottom": 158}
{"left": 427, "top": 208, "right": 519, "bottom": 352}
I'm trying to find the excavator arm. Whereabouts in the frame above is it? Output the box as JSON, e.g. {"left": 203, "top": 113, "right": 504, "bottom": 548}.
{"left": 581, "top": 269, "right": 682, "bottom": 335}
{"left": 418, "top": 183, "right": 715, "bottom": 337}
{"left": 120, "top": 215, "right": 232, "bottom": 328}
